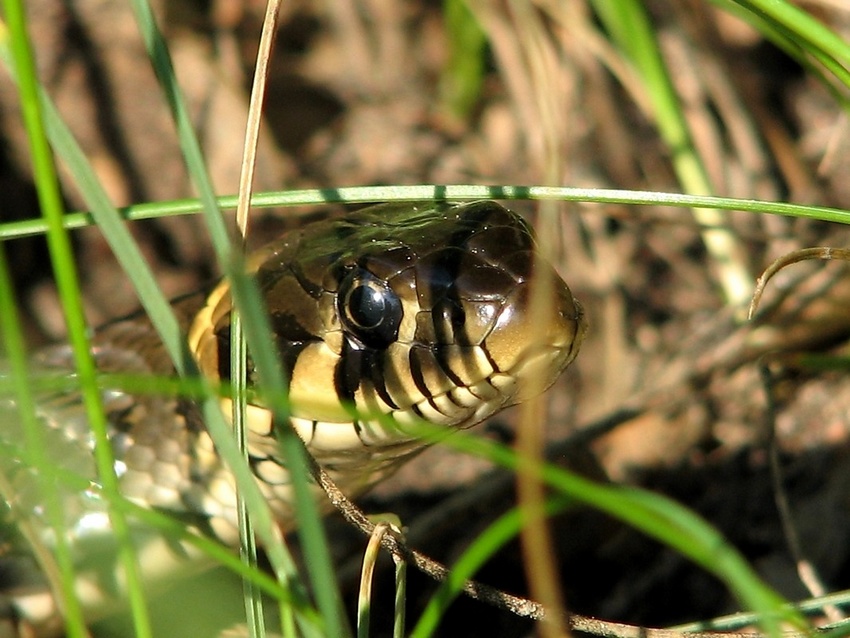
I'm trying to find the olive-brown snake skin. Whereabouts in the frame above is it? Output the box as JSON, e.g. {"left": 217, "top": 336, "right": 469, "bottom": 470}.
{"left": 0, "top": 200, "right": 586, "bottom": 634}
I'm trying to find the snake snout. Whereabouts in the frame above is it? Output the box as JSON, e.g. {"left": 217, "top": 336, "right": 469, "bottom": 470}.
{"left": 482, "top": 262, "right": 587, "bottom": 405}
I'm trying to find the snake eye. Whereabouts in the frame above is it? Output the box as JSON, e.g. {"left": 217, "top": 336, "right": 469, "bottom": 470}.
{"left": 338, "top": 268, "right": 402, "bottom": 348}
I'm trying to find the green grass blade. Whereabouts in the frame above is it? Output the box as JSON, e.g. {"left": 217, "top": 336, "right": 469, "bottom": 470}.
{"left": 439, "top": 0, "right": 487, "bottom": 121}
{"left": 4, "top": 184, "right": 850, "bottom": 241}
{"left": 723, "top": 0, "right": 850, "bottom": 70}
{"left": 3, "top": 5, "right": 318, "bottom": 631}
{"left": 591, "top": 0, "right": 752, "bottom": 306}
{"left": 672, "top": 588, "right": 850, "bottom": 633}
{"left": 29, "top": 66, "right": 187, "bottom": 373}
{"left": 126, "top": 0, "right": 231, "bottom": 257}
{"left": 711, "top": 0, "right": 850, "bottom": 105}
{"left": 410, "top": 496, "right": 573, "bottom": 638}
{"left": 0, "top": 238, "right": 89, "bottom": 637}
{"left": 196, "top": 383, "right": 324, "bottom": 634}
{"left": 0, "top": 3, "right": 152, "bottom": 635}
{"left": 126, "top": 4, "right": 324, "bottom": 633}
{"left": 405, "top": 421, "right": 806, "bottom": 637}
{"left": 232, "top": 310, "right": 267, "bottom": 638}
{"left": 227, "top": 265, "right": 350, "bottom": 637}
{"left": 3, "top": 13, "right": 295, "bottom": 631}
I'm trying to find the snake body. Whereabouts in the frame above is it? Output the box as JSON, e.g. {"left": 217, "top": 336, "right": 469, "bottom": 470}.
{"left": 0, "top": 200, "right": 586, "bottom": 633}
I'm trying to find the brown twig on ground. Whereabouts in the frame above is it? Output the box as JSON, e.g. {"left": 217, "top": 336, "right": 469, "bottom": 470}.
{"left": 306, "top": 405, "right": 838, "bottom": 638}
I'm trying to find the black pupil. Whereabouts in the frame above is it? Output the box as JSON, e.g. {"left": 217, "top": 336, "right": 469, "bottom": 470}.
{"left": 348, "top": 284, "right": 386, "bottom": 329}
{"left": 337, "top": 268, "right": 403, "bottom": 349}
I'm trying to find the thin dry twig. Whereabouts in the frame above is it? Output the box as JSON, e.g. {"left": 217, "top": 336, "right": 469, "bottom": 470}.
{"left": 749, "top": 247, "right": 850, "bottom": 320}
{"left": 232, "top": 4, "right": 283, "bottom": 634}
{"left": 749, "top": 246, "right": 850, "bottom": 623}
{"left": 305, "top": 408, "right": 834, "bottom": 638}
{"left": 759, "top": 362, "right": 843, "bottom": 623}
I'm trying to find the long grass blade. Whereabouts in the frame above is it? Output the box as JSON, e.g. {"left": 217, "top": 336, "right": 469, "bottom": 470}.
{"left": 410, "top": 496, "right": 573, "bottom": 638}
{"left": 591, "top": 0, "right": 753, "bottom": 306}
{"left": 0, "top": 239, "right": 89, "bottom": 636}
{"left": 719, "top": 0, "right": 850, "bottom": 70}
{"left": 403, "top": 420, "right": 806, "bottom": 637}
{"left": 0, "top": 3, "right": 152, "bottom": 635}
{"left": 233, "top": 1, "right": 285, "bottom": 634}
{"left": 125, "top": 3, "right": 326, "bottom": 633}
{"left": 227, "top": 266, "right": 350, "bottom": 637}
{"left": 3, "top": 185, "right": 850, "bottom": 242}
{"left": 126, "top": 0, "right": 231, "bottom": 255}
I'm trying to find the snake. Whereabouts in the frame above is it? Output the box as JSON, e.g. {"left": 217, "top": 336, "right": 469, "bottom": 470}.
{"left": 0, "top": 200, "right": 586, "bottom": 634}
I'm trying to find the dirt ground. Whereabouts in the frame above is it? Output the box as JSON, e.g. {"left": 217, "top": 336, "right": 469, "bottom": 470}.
{"left": 2, "top": 1, "right": 850, "bottom": 636}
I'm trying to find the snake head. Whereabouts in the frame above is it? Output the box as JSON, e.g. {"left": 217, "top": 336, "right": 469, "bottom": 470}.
{"left": 189, "top": 201, "right": 586, "bottom": 455}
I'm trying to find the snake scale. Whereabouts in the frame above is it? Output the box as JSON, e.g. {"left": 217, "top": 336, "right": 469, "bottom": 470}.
{"left": 0, "top": 200, "right": 586, "bottom": 635}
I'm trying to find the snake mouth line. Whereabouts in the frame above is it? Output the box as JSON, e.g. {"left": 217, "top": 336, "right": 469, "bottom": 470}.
{"left": 280, "top": 343, "right": 570, "bottom": 456}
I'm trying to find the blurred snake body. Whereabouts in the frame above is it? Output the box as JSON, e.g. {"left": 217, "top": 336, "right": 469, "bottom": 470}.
{"left": 0, "top": 201, "right": 585, "bottom": 633}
